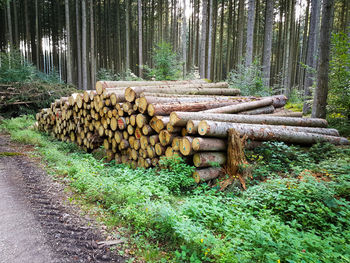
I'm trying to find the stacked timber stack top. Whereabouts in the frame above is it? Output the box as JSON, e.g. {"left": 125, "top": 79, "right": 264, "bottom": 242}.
{"left": 36, "top": 80, "right": 349, "bottom": 184}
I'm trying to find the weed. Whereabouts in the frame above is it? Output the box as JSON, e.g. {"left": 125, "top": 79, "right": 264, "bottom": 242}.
{"left": 2, "top": 116, "right": 350, "bottom": 263}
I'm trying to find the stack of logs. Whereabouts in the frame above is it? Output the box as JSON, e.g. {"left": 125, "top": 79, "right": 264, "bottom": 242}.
{"left": 36, "top": 80, "right": 349, "bottom": 183}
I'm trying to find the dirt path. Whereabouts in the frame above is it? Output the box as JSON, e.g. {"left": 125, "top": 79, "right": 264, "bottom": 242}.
{"left": 0, "top": 135, "right": 125, "bottom": 263}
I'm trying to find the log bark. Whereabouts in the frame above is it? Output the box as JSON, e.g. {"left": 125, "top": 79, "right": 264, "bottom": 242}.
{"left": 199, "top": 120, "right": 339, "bottom": 136}
{"left": 201, "top": 98, "right": 273, "bottom": 113}
{"left": 170, "top": 111, "right": 328, "bottom": 127}
{"left": 147, "top": 100, "right": 240, "bottom": 116}
{"left": 198, "top": 121, "right": 349, "bottom": 145}
{"left": 96, "top": 79, "right": 208, "bottom": 91}
{"left": 240, "top": 105, "right": 275, "bottom": 115}
{"left": 125, "top": 86, "right": 241, "bottom": 102}
{"left": 193, "top": 152, "right": 226, "bottom": 167}
{"left": 192, "top": 137, "right": 226, "bottom": 151}
{"left": 263, "top": 109, "right": 303, "bottom": 117}
{"left": 140, "top": 95, "right": 246, "bottom": 104}
{"left": 193, "top": 167, "right": 223, "bottom": 183}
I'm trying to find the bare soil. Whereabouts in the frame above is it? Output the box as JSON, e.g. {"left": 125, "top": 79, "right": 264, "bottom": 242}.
{"left": 0, "top": 134, "right": 126, "bottom": 263}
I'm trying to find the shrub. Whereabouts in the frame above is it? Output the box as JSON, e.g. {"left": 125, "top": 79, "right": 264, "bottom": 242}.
{"left": 227, "top": 60, "right": 271, "bottom": 96}
{"left": 328, "top": 31, "right": 350, "bottom": 122}
{"left": 144, "top": 42, "right": 182, "bottom": 80}
{"left": 0, "top": 49, "right": 36, "bottom": 83}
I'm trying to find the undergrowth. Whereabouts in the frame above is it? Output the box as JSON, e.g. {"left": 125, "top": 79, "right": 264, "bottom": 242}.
{"left": 1, "top": 116, "right": 350, "bottom": 263}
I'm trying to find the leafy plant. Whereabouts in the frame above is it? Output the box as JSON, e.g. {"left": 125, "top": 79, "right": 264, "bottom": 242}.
{"left": 0, "top": 49, "right": 36, "bottom": 83}
{"left": 328, "top": 31, "right": 350, "bottom": 123}
{"left": 227, "top": 60, "right": 271, "bottom": 96}
{"left": 144, "top": 42, "right": 182, "bottom": 80}
{"left": 3, "top": 116, "right": 350, "bottom": 263}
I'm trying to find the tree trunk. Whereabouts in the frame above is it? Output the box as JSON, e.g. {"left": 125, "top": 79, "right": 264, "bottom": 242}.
{"left": 312, "top": 0, "right": 335, "bottom": 119}
{"left": 170, "top": 111, "right": 328, "bottom": 127}
{"left": 198, "top": 121, "right": 348, "bottom": 145}
{"left": 226, "top": 0, "right": 233, "bottom": 76}
{"left": 6, "top": 0, "right": 13, "bottom": 46}
{"left": 201, "top": 98, "right": 273, "bottom": 113}
{"left": 237, "top": 0, "right": 245, "bottom": 63}
{"left": 65, "top": 0, "right": 73, "bottom": 84}
{"left": 90, "top": 0, "right": 96, "bottom": 90}
{"left": 193, "top": 152, "right": 226, "bottom": 167}
{"left": 35, "top": 0, "right": 40, "bottom": 67}
{"left": 138, "top": 0, "right": 143, "bottom": 77}
{"left": 303, "top": 0, "right": 321, "bottom": 114}
{"left": 125, "top": 0, "right": 130, "bottom": 70}
{"left": 245, "top": 0, "right": 255, "bottom": 67}
{"left": 182, "top": 0, "right": 187, "bottom": 75}
{"left": 12, "top": 0, "right": 19, "bottom": 47}
{"left": 262, "top": 0, "right": 274, "bottom": 86}
{"left": 76, "top": 0, "right": 82, "bottom": 89}
{"left": 82, "top": 0, "right": 87, "bottom": 90}
{"left": 207, "top": 0, "right": 213, "bottom": 79}
{"left": 200, "top": 0, "right": 208, "bottom": 78}
{"left": 218, "top": 0, "right": 224, "bottom": 80}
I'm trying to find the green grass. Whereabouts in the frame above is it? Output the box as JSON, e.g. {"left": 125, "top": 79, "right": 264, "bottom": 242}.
{"left": 1, "top": 116, "right": 350, "bottom": 263}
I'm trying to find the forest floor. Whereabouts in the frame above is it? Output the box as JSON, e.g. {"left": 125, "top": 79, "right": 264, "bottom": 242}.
{"left": 0, "top": 134, "right": 126, "bottom": 263}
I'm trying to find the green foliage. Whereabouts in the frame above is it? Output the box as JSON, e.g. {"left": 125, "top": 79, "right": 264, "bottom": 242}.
{"left": 3, "top": 117, "right": 350, "bottom": 263}
{"left": 158, "top": 156, "right": 196, "bottom": 195}
{"left": 97, "top": 68, "right": 142, "bottom": 81}
{"left": 227, "top": 61, "right": 271, "bottom": 96}
{"left": 96, "top": 68, "right": 119, "bottom": 81}
{"left": 0, "top": 50, "right": 76, "bottom": 117}
{"left": 0, "top": 49, "right": 36, "bottom": 83}
{"left": 144, "top": 42, "right": 182, "bottom": 80}
{"left": 243, "top": 176, "right": 350, "bottom": 232}
{"left": 0, "top": 82, "right": 77, "bottom": 117}
{"left": 328, "top": 31, "right": 350, "bottom": 122}
{"left": 0, "top": 49, "right": 63, "bottom": 84}
{"left": 0, "top": 115, "right": 35, "bottom": 131}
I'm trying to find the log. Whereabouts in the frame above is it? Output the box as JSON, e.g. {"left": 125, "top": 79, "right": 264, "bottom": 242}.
{"left": 125, "top": 86, "right": 241, "bottom": 102}
{"left": 198, "top": 120, "right": 349, "bottom": 145}
{"left": 139, "top": 95, "right": 249, "bottom": 105}
{"left": 159, "top": 130, "right": 175, "bottom": 146}
{"left": 186, "top": 120, "right": 200, "bottom": 134}
{"left": 171, "top": 137, "right": 182, "bottom": 151}
{"left": 201, "top": 98, "right": 273, "bottom": 114}
{"left": 149, "top": 135, "right": 159, "bottom": 146}
{"left": 147, "top": 100, "right": 239, "bottom": 116}
{"left": 96, "top": 79, "right": 208, "bottom": 91}
{"left": 198, "top": 120, "right": 339, "bottom": 136}
{"left": 136, "top": 114, "right": 149, "bottom": 128}
{"left": 271, "top": 95, "right": 288, "bottom": 108}
{"left": 155, "top": 143, "right": 166, "bottom": 156}
{"left": 240, "top": 105, "right": 275, "bottom": 115}
{"left": 179, "top": 136, "right": 195, "bottom": 156}
{"left": 150, "top": 116, "right": 170, "bottom": 133}
{"left": 193, "top": 167, "right": 223, "bottom": 183}
{"left": 192, "top": 137, "right": 226, "bottom": 151}
{"left": 166, "top": 123, "right": 182, "bottom": 133}
{"left": 170, "top": 111, "right": 328, "bottom": 127}
{"left": 264, "top": 110, "right": 303, "bottom": 117}
{"left": 193, "top": 152, "right": 227, "bottom": 168}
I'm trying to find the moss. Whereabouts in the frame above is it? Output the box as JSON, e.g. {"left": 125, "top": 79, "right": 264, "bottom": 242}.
{"left": 0, "top": 152, "right": 23, "bottom": 157}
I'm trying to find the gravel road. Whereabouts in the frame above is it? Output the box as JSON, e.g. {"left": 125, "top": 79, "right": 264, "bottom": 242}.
{"left": 0, "top": 135, "right": 125, "bottom": 263}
